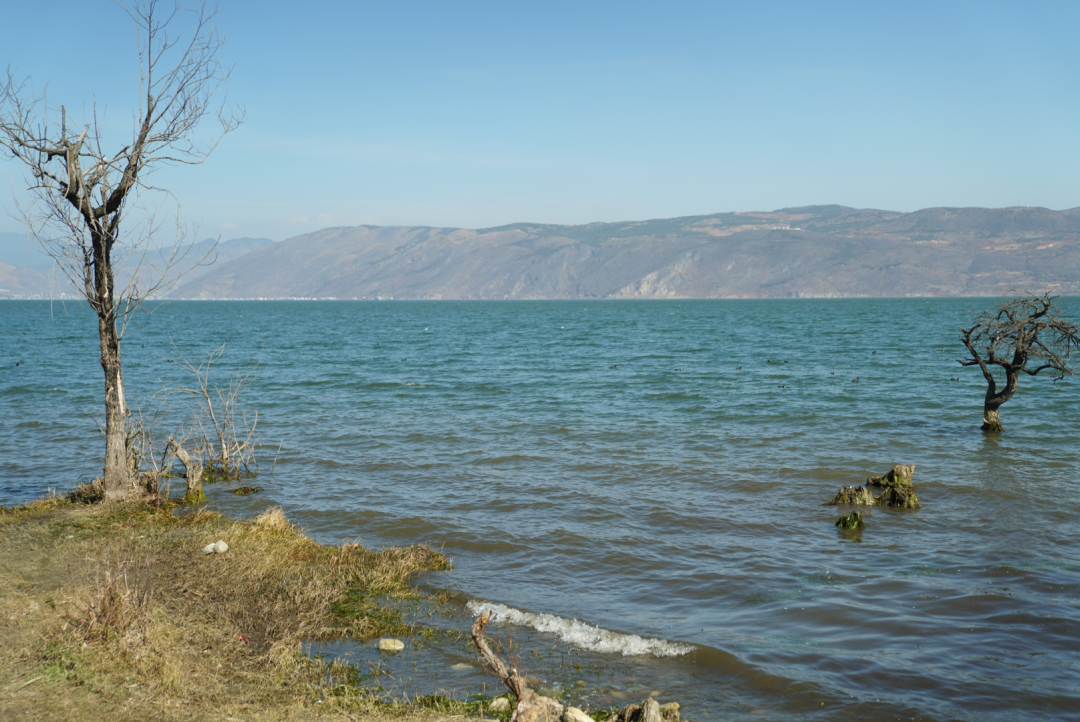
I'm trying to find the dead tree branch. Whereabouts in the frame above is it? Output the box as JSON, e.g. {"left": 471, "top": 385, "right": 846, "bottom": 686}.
{"left": 471, "top": 610, "right": 564, "bottom": 722}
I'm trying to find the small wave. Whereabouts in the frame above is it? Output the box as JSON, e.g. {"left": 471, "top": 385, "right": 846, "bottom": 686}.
{"left": 466, "top": 600, "right": 693, "bottom": 658}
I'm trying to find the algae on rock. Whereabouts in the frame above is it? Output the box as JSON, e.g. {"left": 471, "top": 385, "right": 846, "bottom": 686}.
{"left": 827, "top": 485, "right": 875, "bottom": 506}
{"left": 826, "top": 464, "right": 921, "bottom": 509}
{"left": 866, "top": 464, "right": 915, "bottom": 489}
{"left": 875, "top": 484, "right": 920, "bottom": 509}
{"left": 835, "top": 511, "right": 866, "bottom": 530}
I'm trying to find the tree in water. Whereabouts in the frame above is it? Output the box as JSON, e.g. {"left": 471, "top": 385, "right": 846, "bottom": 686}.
{"left": 959, "top": 294, "right": 1080, "bottom": 432}
{"left": 0, "top": 1, "right": 241, "bottom": 501}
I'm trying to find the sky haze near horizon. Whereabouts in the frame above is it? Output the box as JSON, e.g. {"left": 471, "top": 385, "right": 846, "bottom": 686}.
{"left": 2, "top": 0, "right": 1079, "bottom": 246}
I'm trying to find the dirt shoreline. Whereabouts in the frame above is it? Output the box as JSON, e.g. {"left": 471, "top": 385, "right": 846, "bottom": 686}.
{"left": 0, "top": 496, "right": 491, "bottom": 722}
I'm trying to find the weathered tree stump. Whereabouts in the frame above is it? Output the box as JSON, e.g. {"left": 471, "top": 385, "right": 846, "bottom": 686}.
{"left": 167, "top": 438, "right": 206, "bottom": 505}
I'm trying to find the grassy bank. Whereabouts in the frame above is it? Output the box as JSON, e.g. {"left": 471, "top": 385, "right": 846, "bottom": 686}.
{"left": 0, "top": 496, "right": 483, "bottom": 721}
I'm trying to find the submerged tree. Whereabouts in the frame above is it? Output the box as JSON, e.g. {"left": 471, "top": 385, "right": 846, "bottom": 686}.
{"left": 159, "top": 340, "right": 259, "bottom": 481}
{"left": 0, "top": 1, "right": 241, "bottom": 500}
{"left": 959, "top": 293, "right": 1080, "bottom": 432}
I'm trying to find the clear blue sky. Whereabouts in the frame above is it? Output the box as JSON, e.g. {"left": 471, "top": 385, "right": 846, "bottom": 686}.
{"left": 2, "top": 0, "right": 1079, "bottom": 243}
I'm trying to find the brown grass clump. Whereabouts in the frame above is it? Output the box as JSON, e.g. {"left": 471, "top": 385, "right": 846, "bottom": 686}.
{"left": 72, "top": 539, "right": 153, "bottom": 647}
{"left": 252, "top": 506, "right": 291, "bottom": 530}
{"left": 0, "top": 498, "right": 453, "bottom": 721}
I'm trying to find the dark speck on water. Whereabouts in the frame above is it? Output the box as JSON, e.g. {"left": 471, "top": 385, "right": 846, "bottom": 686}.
{"left": 2, "top": 297, "right": 1079, "bottom": 722}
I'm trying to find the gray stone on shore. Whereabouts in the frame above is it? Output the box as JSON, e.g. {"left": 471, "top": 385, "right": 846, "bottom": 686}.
{"left": 377, "top": 638, "right": 404, "bottom": 652}
{"left": 489, "top": 697, "right": 512, "bottom": 712}
{"left": 660, "top": 702, "right": 681, "bottom": 722}
{"left": 202, "top": 540, "right": 229, "bottom": 554}
{"left": 563, "top": 707, "right": 594, "bottom": 722}
{"left": 641, "top": 698, "right": 662, "bottom": 722}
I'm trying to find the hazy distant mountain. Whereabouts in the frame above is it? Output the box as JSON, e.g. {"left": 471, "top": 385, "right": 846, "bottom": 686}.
{"left": 0, "top": 260, "right": 50, "bottom": 299}
{"left": 129, "top": 236, "right": 275, "bottom": 287}
{"left": 171, "top": 206, "right": 1080, "bottom": 299}
{"left": 0, "top": 236, "right": 274, "bottom": 299}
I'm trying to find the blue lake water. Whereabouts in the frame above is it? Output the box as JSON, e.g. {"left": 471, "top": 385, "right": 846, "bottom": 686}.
{"left": 2, "top": 298, "right": 1079, "bottom": 721}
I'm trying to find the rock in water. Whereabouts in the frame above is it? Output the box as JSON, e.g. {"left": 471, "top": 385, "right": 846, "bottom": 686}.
{"left": 866, "top": 464, "right": 921, "bottom": 507}
{"left": 378, "top": 638, "right": 404, "bottom": 652}
{"left": 876, "top": 485, "right": 921, "bottom": 509}
{"left": 826, "top": 485, "right": 875, "bottom": 506}
{"left": 660, "top": 702, "right": 681, "bottom": 722}
{"left": 835, "top": 511, "right": 865, "bottom": 529}
{"left": 563, "top": 707, "right": 595, "bottom": 722}
{"left": 828, "top": 464, "right": 921, "bottom": 509}
{"left": 866, "top": 464, "right": 915, "bottom": 488}
{"left": 489, "top": 697, "right": 512, "bottom": 712}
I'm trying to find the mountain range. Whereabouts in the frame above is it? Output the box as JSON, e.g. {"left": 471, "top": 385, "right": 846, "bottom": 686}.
{"left": 3, "top": 206, "right": 1080, "bottom": 299}
{"left": 0, "top": 236, "right": 272, "bottom": 299}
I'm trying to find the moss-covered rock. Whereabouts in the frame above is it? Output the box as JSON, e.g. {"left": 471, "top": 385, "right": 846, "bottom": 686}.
{"left": 827, "top": 464, "right": 921, "bottom": 509}
{"left": 835, "top": 511, "right": 865, "bottom": 530}
{"left": 875, "top": 485, "right": 921, "bottom": 509}
{"left": 826, "top": 485, "right": 875, "bottom": 506}
{"left": 866, "top": 464, "right": 915, "bottom": 489}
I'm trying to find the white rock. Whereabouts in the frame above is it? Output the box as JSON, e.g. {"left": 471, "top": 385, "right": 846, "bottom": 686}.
{"left": 214, "top": 540, "right": 229, "bottom": 553}
{"left": 377, "top": 638, "right": 404, "bottom": 652}
{"left": 488, "top": 697, "right": 512, "bottom": 712}
{"left": 563, "top": 706, "right": 594, "bottom": 722}
{"left": 202, "top": 543, "right": 217, "bottom": 554}
{"left": 450, "top": 663, "right": 474, "bottom": 671}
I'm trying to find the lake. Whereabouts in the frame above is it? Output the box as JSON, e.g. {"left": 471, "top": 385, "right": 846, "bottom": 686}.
{"left": 2, "top": 298, "right": 1078, "bottom": 721}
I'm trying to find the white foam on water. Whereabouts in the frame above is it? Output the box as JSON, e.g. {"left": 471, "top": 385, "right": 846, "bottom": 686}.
{"left": 467, "top": 600, "right": 693, "bottom": 658}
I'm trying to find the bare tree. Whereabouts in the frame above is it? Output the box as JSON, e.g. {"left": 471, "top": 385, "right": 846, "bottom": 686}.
{"left": 158, "top": 340, "right": 259, "bottom": 481}
{"left": 959, "top": 293, "right": 1080, "bottom": 431}
{"left": 0, "top": 1, "right": 242, "bottom": 500}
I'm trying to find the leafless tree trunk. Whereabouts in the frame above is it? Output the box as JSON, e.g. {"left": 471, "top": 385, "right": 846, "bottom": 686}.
{"left": 0, "top": 1, "right": 242, "bottom": 500}
{"left": 167, "top": 438, "right": 205, "bottom": 505}
{"left": 960, "top": 293, "right": 1080, "bottom": 432}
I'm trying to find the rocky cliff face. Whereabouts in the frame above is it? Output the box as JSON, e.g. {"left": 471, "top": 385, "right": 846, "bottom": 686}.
{"left": 170, "top": 206, "right": 1080, "bottom": 299}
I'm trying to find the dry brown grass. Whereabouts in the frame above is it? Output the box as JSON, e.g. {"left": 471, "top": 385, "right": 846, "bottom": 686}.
{"left": 0, "top": 498, "right": 459, "bottom": 721}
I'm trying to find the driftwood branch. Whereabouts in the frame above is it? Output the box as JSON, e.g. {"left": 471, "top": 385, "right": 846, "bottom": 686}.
{"left": 471, "top": 610, "right": 563, "bottom": 722}
{"left": 470, "top": 610, "right": 681, "bottom": 722}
